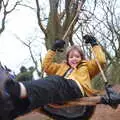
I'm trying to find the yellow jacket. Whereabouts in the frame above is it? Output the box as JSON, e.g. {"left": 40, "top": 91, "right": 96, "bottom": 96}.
{"left": 42, "top": 45, "right": 106, "bottom": 96}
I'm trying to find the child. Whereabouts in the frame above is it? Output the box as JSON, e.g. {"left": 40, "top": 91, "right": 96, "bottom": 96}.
{"left": 0, "top": 35, "right": 119, "bottom": 120}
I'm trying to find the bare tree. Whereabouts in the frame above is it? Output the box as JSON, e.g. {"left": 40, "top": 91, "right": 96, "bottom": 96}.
{"left": 76, "top": 0, "right": 120, "bottom": 84}
{"left": 14, "top": 34, "right": 42, "bottom": 78}
{"left": 0, "top": 0, "right": 22, "bottom": 34}
{"left": 35, "top": 0, "right": 86, "bottom": 49}
{"left": 81, "top": 0, "right": 120, "bottom": 62}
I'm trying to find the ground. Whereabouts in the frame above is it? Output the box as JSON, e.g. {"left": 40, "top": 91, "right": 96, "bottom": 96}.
{"left": 16, "top": 84, "right": 120, "bottom": 120}
{"left": 16, "top": 105, "right": 120, "bottom": 120}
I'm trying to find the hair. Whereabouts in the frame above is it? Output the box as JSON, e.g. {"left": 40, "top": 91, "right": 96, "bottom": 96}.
{"left": 66, "top": 45, "right": 85, "bottom": 64}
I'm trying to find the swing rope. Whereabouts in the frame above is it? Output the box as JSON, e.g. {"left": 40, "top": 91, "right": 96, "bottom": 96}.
{"left": 62, "top": 0, "right": 85, "bottom": 40}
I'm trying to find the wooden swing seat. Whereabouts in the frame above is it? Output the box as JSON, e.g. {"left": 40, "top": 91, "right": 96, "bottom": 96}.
{"left": 33, "top": 96, "right": 101, "bottom": 120}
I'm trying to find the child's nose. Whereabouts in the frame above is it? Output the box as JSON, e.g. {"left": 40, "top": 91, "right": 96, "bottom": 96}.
{"left": 73, "top": 57, "right": 76, "bottom": 59}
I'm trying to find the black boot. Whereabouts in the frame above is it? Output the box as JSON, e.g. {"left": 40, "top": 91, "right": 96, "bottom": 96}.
{"left": 0, "top": 91, "right": 30, "bottom": 120}
{"left": 0, "top": 92, "right": 14, "bottom": 120}
{"left": 0, "top": 64, "right": 30, "bottom": 119}
{"left": 0, "top": 64, "right": 15, "bottom": 119}
{"left": 0, "top": 64, "right": 11, "bottom": 95}
{"left": 101, "top": 85, "right": 120, "bottom": 107}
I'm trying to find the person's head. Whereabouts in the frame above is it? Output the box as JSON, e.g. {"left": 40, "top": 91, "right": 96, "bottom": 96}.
{"left": 66, "top": 45, "right": 85, "bottom": 68}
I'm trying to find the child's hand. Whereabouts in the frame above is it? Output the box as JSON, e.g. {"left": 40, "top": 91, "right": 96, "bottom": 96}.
{"left": 52, "top": 40, "right": 65, "bottom": 52}
{"left": 83, "top": 35, "right": 98, "bottom": 47}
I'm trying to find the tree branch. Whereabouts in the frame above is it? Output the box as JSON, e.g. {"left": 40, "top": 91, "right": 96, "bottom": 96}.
{"left": 35, "top": 0, "right": 47, "bottom": 37}
{"left": 0, "top": 0, "right": 21, "bottom": 34}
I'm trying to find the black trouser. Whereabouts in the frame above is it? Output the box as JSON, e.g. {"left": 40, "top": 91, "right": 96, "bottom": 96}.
{"left": 23, "top": 75, "right": 83, "bottom": 111}
{"left": 9, "top": 75, "right": 83, "bottom": 119}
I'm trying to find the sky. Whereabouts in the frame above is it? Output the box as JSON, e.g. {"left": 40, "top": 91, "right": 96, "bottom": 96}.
{"left": 0, "top": 1, "right": 47, "bottom": 74}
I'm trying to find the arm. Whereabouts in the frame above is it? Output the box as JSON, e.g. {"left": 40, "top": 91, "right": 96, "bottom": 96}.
{"left": 42, "top": 40, "right": 65, "bottom": 75}
{"left": 42, "top": 50, "right": 61, "bottom": 75}
{"left": 83, "top": 35, "right": 106, "bottom": 78}
{"left": 87, "top": 45, "right": 106, "bottom": 78}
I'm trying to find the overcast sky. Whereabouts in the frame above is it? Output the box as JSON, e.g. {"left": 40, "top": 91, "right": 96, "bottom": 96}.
{"left": 0, "top": 2, "right": 47, "bottom": 74}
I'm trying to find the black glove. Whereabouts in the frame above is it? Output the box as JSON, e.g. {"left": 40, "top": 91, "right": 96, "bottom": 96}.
{"left": 83, "top": 35, "right": 98, "bottom": 47}
{"left": 51, "top": 40, "right": 65, "bottom": 52}
{"left": 100, "top": 84, "right": 120, "bottom": 106}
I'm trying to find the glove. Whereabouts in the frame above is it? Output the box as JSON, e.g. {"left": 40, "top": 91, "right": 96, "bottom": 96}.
{"left": 83, "top": 35, "right": 98, "bottom": 46}
{"left": 100, "top": 84, "right": 120, "bottom": 107}
{"left": 51, "top": 40, "right": 65, "bottom": 52}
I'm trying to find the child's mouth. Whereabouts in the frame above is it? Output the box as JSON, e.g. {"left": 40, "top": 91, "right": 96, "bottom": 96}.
{"left": 71, "top": 61, "right": 78, "bottom": 64}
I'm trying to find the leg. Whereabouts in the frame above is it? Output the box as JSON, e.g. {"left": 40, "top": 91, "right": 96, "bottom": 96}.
{"left": 0, "top": 75, "right": 82, "bottom": 119}
{"left": 22, "top": 75, "right": 82, "bottom": 110}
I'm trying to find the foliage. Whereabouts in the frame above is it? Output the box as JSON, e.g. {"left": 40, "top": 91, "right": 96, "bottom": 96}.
{"left": 20, "top": 66, "right": 27, "bottom": 73}
{"left": 92, "top": 74, "right": 105, "bottom": 90}
{"left": 15, "top": 66, "right": 34, "bottom": 82}
{"left": 106, "top": 62, "right": 120, "bottom": 85}
{"left": 92, "top": 59, "right": 120, "bottom": 90}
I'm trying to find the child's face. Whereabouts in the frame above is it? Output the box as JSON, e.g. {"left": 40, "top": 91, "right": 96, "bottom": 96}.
{"left": 68, "top": 50, "right": 82, "bottom": 68}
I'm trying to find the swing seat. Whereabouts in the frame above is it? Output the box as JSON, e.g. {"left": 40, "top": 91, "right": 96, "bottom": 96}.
{"left": 40, "top": 86, "right": 120, "bottom": 120}
{"left": 40, "top": 104, "right": 95, "bottom": 120}
{"left": 38, "top": 96, "right": 102, "bottom": 119}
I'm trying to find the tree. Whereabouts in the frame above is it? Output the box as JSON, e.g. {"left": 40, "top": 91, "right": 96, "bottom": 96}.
{"left": 14, "top": 33, "right": 42, "bottom": 78}
{"left": 79, "top": 0, "right": 120, "bottom": 87}
{"left": 0, "top": 0, "right": 21, "bottom": 34}
{"left": 16, "top": 66, "right": 34, "bottom": 82}
{"left": 35, "top": 0, "right": 86, "bottom": 49}
{"left": 20, "top": 66, "right": 27, "bottom": 73}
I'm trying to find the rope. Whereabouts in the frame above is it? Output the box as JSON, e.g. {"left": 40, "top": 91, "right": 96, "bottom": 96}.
{"left": 91, "top": 47, "right": 108, "bottom": 83}
{"left": 62, "top": 0, "right": 82, "bottom": 40}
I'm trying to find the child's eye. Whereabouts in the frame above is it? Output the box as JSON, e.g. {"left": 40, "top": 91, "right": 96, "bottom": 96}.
{"left": 69, "top": 56, "right": 73, "bottom": 58}
{"left": 76, "top": 56, "right": 80, "bottom": 58}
